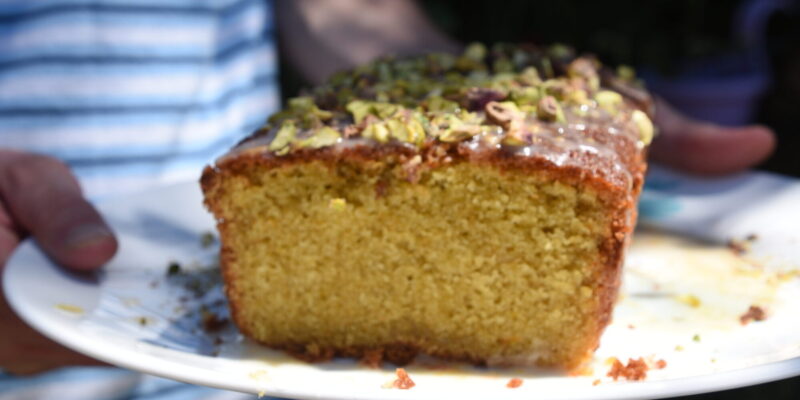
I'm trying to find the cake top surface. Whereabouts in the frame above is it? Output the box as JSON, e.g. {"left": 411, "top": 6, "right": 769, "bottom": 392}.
{"left": 222, "top": 43, "right": 653, "bottom": 189}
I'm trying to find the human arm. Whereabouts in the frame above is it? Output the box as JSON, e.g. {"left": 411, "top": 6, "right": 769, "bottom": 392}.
{"left": 275, "top": 0, "right": 460, "bottom": 85}
{"left": 0, "top": 150, "right": 117, "bottom": 374}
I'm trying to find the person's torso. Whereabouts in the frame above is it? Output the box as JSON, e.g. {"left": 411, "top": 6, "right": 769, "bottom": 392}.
{"left": 0, "top": 0, "right": 279, "bottom": 198}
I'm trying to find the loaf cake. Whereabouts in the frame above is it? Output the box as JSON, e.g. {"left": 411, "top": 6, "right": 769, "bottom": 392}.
{"left": 201, "top": 43, "right": 653, "bottom": 370}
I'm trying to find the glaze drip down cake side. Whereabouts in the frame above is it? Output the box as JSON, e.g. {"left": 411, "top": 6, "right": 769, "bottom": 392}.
{"left": 201, "top": 43, "right": 653, "bottom": 370}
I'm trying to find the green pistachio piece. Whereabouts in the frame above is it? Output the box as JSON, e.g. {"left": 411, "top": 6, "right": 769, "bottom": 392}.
{"left": 363, "top": 121, "right": 391, "bottom": 143}
{"left": 565, "top": 89, "right": 589, "bottom": 105}
{"left": 493, "top": 57, "right": 514, "bottom": 74}
{"left": 502, "top": 134, "right": 527, "bottom": 146}
{"left": 269, "top": 120, "right": 297, "bottom": 154}
{"left": 426, "top": 52, "right": 456, "bottom": 72}
{"left": 432, "top": 114, "right": 479, "bottom": 142}
{"left": 328, "top": 70, "right": 354, "bottom": 87}
{"left": 595, "top": 90, "right": 624, "bottom": 114}
{"left": 385, "top": 119, "right": 408, "bottom": 142}
{"left": 567, "top": 58, "right": 600, "bottom": 92}
{"left": 537, "top": 96, "right": 566, "bottom": 123}
{"left": 548, "top": 43, "right": 574, "bottom": 60}
{"left": 540, "top": 79, "right": 568, "bottom": 100}
{"left": 631, "top": 110, "right": 654, "bottom": 145}
{"left": 510, "top": 86, "right": 541, "bottom": 106}
{"left": 386, "top": 118, "right": 422, "bottom": 145}
{"left": 373, "top": 102, "right": 401, "bottom": 119}
{"left": 346, "top": 100, "right": 401, "bottom": 124}
{"left": 346, "top": 100, "right": 371, "bottom": 124}
{"left": 439, "top": 125, "right": 479, "bottom": 142}
{"left": 296, "top": 126, "right": 341, "bottom": 149}
{"left": 376, "top": 61, "right": 393, "bottom": 82}
{"left": 541, "top": 57, "right": 554, "bottom": 79}
{"left": 404, "top": 115, "right": 427, "bottom": 146}
{"left": 464, "top": 42, "right": 487, "bottom": 62}
{"left": 517, "top": 66, "right": 541, "bottom": 86}
{"left": 288, "top": 96, "right": 312, "bottom": 110}
{"left": 425, "top": 96, "right": 460, "bottom": 113}
{"left": 511, "top": 49, "right": 529, "bottom": 69}
{"left": 617, "top": 65, "right": 636, "bottom": 81}
{"left": 288, "top": 96, "right": 333, "bottom": 121}
{"left": 266, "top": 109, "right": 294, "bottom": 125}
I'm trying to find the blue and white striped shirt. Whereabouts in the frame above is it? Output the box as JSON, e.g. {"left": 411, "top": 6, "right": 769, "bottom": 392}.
{"left": 0, "top": 0, "right": 280, "bottom": 198}
{"left": 1, "top": 1, "right": 278, "bottom": 398}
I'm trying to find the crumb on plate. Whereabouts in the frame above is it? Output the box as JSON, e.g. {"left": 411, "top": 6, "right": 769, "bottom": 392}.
{"left": 740, "top": 305, "right": 767, "bottom": 325}
{"left": 200, "top": 231, "right": 217, "bottom": 248}
{"left": 506, "top": 378, "right": 523, "bottom": 388}
{"left": 606, "top": 357, "right": 666, "bottom": 381}
{"left": 55, "top": 303, "right": 84, "bottom": 315}
{"left": 167, "top": 261, "right": 181, "bottom": 276}
{"left": 392, "top": 368, "right": 415, "bottom": 389}
{"left": 675, "top": 294, "right": 701, "bottom": 308}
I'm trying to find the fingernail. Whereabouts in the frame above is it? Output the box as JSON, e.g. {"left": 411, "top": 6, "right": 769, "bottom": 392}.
{"left": 65, "top": 224, "right": 114, "bottom": 249}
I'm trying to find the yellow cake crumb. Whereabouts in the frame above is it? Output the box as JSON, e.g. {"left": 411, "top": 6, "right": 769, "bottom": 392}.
{"left": 55, "top": 303, "right": 84, "bottom": 315}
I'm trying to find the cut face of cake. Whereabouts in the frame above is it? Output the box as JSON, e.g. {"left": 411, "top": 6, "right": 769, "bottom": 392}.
{"left": 201, "top": 43, "right": 652, "bottom": 370}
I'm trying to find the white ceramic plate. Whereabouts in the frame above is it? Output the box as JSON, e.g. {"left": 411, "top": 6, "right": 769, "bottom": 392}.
{"left": 5, "top": 166, "right": 800, "bottom": 400}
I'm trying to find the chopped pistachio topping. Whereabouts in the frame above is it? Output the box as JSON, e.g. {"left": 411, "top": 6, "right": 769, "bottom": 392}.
{"left": 631, "top": 110, "right": 654, "bottom": 145}
{"left": 256, "top": 43, "right": 652, "bottom": 154}
{"left": 424, "top": 96, "right": 460, "bottom": 113}
{"left": 296, "top": 126, "right": 341, "bottom": 149}
{"left": 541, "top": 79, "right": 568, "bottom": 100}
{"left": 362, "top": 121, "right": 390, "bottom": 143}
{"left": 346, "top": 100, "right": 401, "bottom": 124}
{"left": 464, "top": 42, "right": 487, "bottom": 62}
{"left": 548, "top": 43, "right": 574, "bottom": 60}
{"left": 509, "top": 86, "right": 541, "bottom": 106}
{"left": 517, "top": 66, "right": 541, "bottom": 86}
{"left": 567, "top": 58, "right": 600, "bottom": 92}
{"left": 595, "top": 90, "right": 624, "bottom": 115}
{"left": 485, "top": 101, "right": 522, "bottom": 128}
{"left": 269, "top": 120, "right": 297, "bottom": 155}
{"left": 617, "top": 65, "right": 636, "bottom": 82}
{"left": 537, "top": 96, "right": 566, "bottom": 123}
{"left": 564, "top": 89, "right": 589, "bottom": 106}
{"left": 433, "top": 113, "right": 481, "bottom": 142}
{"left": 502, "top": 130, "right": 528, "bottom": 146}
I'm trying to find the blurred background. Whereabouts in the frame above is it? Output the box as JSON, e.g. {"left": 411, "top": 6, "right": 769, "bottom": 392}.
{"left": 280, "top": 0, "right": 800, "bottom": 178}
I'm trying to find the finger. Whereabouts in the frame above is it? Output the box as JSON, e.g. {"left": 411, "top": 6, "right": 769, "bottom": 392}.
{"left": 0, "top": 226, "right": 20, "bottom": 268}
{"left": 0, "top": 151, "right": 117, "bottom": 271}
{"left": 650, "top": 98, "right": 777, "bottom": 175}
{"left": 0, "top": 286, "right": 107, "bottom": 375}
{"left": 0, "top": 199, "right": 23, "bottom": 266}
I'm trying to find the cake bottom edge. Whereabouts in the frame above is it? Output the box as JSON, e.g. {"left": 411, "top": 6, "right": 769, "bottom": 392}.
{"left": 249, "top": 338, "right": 596, "bottom": 372}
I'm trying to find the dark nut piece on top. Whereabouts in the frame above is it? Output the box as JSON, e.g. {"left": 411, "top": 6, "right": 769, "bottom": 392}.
{"left": 537, "top": 96, "right": 565, "bottom": 123}
{"left": 484, "top": 101, "right": 521, "bottom": 130}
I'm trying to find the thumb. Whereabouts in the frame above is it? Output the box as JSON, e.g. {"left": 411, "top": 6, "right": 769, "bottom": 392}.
{"left": 0, "top": 151, "right": 117, "bottom": 271}
{"left": 650, "top": 98, "right": 777, "bottom": 175}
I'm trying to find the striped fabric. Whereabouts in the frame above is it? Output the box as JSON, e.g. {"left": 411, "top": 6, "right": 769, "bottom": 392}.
{"left": 1, "top": 1, "right": 280, "bottom": 398}
{"left": 0, "top": 0, "right": 280, "bottom": 198}
{"left": 0, "top": 368, "right": 257, "bottom": 400}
